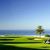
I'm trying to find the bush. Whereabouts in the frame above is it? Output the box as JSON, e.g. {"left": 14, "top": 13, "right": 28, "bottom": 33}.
{"left": 27, "top": 38, "right": 34, "bottom": 40}
{"left": 45, "top": 34, "right": 50, "bottom": 37}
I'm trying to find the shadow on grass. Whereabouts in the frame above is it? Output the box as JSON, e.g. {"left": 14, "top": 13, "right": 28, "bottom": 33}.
{"left": 0, "top": 37, "right": 21, "bottom": 38}
{"left": 0, "top": 39, "right": 14, "bottom": 41}
{"left": 0, "top": 42, "right": 42, "bottom": 44}
{"left": 0, "top": 45, "right": 48, "bottom": 50}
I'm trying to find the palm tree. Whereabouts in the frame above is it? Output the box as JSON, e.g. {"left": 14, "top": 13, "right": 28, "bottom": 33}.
{"left": 35, "top": 26, "right": 44, "bottom": 37}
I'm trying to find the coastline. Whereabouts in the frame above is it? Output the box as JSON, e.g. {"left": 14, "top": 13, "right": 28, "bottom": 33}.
{"left": 23, "top": 35, "right": 45, "bottom": 37}
{"left": 0, "top": 35, "right": 45, "bottom": 38}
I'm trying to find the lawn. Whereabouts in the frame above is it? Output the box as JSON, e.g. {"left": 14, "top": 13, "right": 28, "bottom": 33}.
{"left": 4, "top": 43, "right": 50, "bottom": 50}
{"left": 0, "top": 36, "right": 50, "bottom": 50}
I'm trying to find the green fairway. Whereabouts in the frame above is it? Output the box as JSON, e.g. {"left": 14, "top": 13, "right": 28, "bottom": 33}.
{"left": 0, "top": 36, "right": 44, "bottom": 42}
{"left": 0, "top": 36, "right": 50, "bottom": 50}
{"left": 4, "top": 43, "right": 50, "bottom": 50}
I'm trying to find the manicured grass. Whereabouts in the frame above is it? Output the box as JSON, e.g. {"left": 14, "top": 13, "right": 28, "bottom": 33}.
{"left": 0, "top": 36, "right": 50, "bottom": 50}
{"left": 0, "top": 36, "right": 44, "bottom": 42}
{"left": 4, "top": 43, "right": 50, "bottom": 50}
{"left": 0, "top": 44, "right": 48, "bottom": 50}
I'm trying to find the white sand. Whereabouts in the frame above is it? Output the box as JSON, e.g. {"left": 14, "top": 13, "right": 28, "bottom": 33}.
{"left": 23, "top": 35, "right": 45, "bottom": 37}
{"left": 0, "top": 35, "right": 5, "bottom": 37}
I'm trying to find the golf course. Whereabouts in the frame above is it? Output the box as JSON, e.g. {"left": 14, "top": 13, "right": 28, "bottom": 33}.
{"left": 0, "top": 36, "right": 50, "bottom": 50}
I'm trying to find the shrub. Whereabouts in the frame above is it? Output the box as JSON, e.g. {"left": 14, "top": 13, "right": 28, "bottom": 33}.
{"left": 45, "top": 34, "right": 50, "bottom": 37}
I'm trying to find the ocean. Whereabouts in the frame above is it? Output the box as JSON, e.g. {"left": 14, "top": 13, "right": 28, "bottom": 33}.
{"left": 0, "top": 30, "right": 50, "bottom": 35}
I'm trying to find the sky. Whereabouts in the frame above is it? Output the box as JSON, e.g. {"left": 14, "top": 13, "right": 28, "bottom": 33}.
{"left": 0, "top": 0, "right": 50, "bottom": 30}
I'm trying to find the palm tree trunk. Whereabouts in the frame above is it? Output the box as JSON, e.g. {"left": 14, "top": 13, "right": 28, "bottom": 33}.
{"left": 40, "top": 33, "right": 41, "bottom": 38}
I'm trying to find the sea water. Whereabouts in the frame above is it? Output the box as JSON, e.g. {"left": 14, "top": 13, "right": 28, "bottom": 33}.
{"left": 0, "top": 30, "right": 50, "bottom": 36}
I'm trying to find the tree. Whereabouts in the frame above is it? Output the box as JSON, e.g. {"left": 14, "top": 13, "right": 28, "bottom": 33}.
{"left": 35, "top": 26, "right": 44, "bottom": 37}
{"left": 45, "top": 34, "right": 50, "bottom": 37}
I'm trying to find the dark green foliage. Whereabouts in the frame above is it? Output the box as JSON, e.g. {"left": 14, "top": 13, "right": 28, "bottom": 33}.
{"left": 35, "top": 26, "right": 44, "bottom": 36}
{"left": 45, "top": 34, "right": 50, "bottom": 37}
{"left": 27, "top": 38, "right": 34, "bottom": 40}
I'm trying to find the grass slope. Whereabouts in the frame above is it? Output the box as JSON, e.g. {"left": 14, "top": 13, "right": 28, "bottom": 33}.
{"left": 0, "top": 36, "right": 50, "bottom": 50}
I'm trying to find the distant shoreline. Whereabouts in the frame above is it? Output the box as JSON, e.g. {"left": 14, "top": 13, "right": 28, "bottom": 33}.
{"left": 0, "top": 35, "right": 45, "bottom": 37}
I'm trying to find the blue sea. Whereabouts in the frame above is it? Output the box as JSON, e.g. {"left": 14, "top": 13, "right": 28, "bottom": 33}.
{"left": 0, "top": 30, "right": 50, "bottom": 35}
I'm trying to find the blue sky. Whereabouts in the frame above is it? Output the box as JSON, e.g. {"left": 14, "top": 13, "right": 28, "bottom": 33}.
{"left": 0, "top": 0, "right": 50, "bottom": 30}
